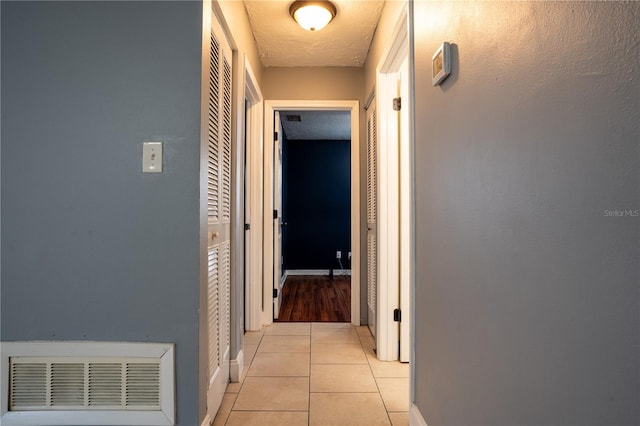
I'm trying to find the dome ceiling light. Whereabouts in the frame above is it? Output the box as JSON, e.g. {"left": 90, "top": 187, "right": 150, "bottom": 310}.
{"left": 289, "top": 1, "right": 337, "bottom": 32}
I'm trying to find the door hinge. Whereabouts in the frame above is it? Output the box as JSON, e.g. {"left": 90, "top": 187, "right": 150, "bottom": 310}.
{"left": 274, "top": 131, "right": 279, "bottom": 141}
{"left": 273, "top": 209, "right": 278, "bottom": 219}
{"left": 393, "top": 97, "right": 401, "bottom": 111}
{"left": 273, "top": 288, "right": 278, "bottom": 298}
{"left": 244, "top": 223, "right": 250, "bottom": 231}
{"left": 393, "top": 308, "right": 401, "bottom": 322}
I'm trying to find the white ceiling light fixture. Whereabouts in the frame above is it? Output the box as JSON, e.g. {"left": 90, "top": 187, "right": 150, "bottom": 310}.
{"left": 289, "top": 1, "right": 337, "bottom": 32}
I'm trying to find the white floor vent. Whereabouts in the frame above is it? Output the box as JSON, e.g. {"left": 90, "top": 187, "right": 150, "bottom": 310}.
{"left": 1, "top": 342, "right": 174, "bottom": 426}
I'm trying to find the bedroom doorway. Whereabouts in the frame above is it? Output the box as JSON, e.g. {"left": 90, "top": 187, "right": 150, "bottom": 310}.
{"left": 276, "top": 109, "right": 352, "bottom": 322}
{"left": 262, "top": 100, "right": 361, "bottom": 326}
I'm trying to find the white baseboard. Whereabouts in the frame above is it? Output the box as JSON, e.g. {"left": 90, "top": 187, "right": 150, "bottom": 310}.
{"left": 280, "top": 273, "right": 286, "bottom": 290}
{"left": 410, "top": 403, "right": 428, "bottom": 426}
{"left": 200, "top": 414, "right": 212, "bottom": 426}
{"left": 285, "top": 269, "right": 352, "bottom": 276}
{"left": 230, "top": 349, "right": 244, "bottom": 382}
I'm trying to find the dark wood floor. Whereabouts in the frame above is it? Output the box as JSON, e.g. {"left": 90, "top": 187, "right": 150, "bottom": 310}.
{"left": 277, "top": 275, "right": 351, "bottom": 322}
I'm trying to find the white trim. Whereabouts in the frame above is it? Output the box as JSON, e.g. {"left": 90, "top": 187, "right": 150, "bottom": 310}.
{"left": 408, "top": 0, "right": 417, "bottom": 402}
{"left": 0, "top": 341, "right": 175, "bottom": 426}
{"left": 229, "top": 349, "right": 244, "bottom": 383}
{"left": 272, "top": 111, "right": 284, "bottom": 320}
{"left": 200, "top": 415, "right": 212, "bottom": 426}
{"left": 278, "top": 271, "right": 286, "bottom": 304}
{"left": 410, "top": 403, "right": 428, "bottom": 426}
{"left": 263, "top": 100, "right": 361, "bottom": 327}
{"left": 376, "top": 70, "right": 400, "bottom": 361}
{"left": 1, "top": 411, "right": 173, "bottom": 426}
{"left": 398, "top": 55, "right": 412, "bottom": 363}
{"left": 244, "top": 56, "right": 264, "bottom": 332}
{"left": 231, "top": 40, "right": 245, "bottom": 383}
{"left": 364, "top": 87, "right": 376, "bottom": 111}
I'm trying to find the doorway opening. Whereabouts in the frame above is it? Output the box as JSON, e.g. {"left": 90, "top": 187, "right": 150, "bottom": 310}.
{"left": 276, "top": 110, "right": 352, "bottom": 322}
{"left": 262, "top": 100, "right": 361, "bottom": 327}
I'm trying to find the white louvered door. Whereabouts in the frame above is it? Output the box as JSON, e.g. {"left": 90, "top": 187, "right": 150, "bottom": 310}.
{"left": 366, "top": 103, "right": 378, "bottom": 339}
{"left": 205, "top": 6, "right": 232, "bottom": 421}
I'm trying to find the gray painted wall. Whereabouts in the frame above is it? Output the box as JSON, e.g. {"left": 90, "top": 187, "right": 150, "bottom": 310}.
{"left": 411, "top": 1, "right": 639, "bottom": 424}
{"left": 1, "top": 2, "right": 203, "bottom": 425}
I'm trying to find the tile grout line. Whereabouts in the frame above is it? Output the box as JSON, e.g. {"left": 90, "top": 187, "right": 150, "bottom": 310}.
{"left": 358, "top": 329, "right": 395, "bottom": 426}
{"left": 230, "top": 323, "right": 407, "bottom": 426}
{"left": 225, "top": 329, "right": 265, "bottom": 424}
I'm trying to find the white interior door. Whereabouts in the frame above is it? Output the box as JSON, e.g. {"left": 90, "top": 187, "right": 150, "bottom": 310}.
{"left": 376, "top": 71, "right": 400, "bottom": 361}
{"left": 375, "top": 7, "right": 410, "bottom": 361}
{"left": 272, "top": 112, "right": 284, "bottom": 319}
{"left": 205, "top": 6, "right": 232, "bottom": 420}
{"left": 378, "top": 61, "right": 411, "bottom": 362}
{"left": 366, "top": 102, "right": 378, "bottom": 339}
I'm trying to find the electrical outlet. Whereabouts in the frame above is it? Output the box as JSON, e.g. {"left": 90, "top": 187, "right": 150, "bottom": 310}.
{"left": 336, "top": 251, "right": 341, "bottom": 259}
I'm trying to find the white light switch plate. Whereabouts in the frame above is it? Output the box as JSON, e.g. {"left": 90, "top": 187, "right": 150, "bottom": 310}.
{"left": 143, "top": 142, "right": 163, "bottom": 173}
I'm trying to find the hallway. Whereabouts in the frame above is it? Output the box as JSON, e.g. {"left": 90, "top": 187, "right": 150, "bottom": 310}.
{"left": 213, "top": 323, "right": 409, "bottom": 425}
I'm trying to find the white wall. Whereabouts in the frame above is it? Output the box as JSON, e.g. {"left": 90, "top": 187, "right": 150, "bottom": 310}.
{"left": 218, "top": 0, "right": 263, "bottom": 85}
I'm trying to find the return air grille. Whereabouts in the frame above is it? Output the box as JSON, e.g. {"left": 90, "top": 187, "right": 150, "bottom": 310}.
{"left": 9, "top": 357, "right": 161, "bottom": 411}
{"left": 10, "top": 363, "right": 47, "bottom": 408}
{"left": 51, "top": 363, "right": 84, "bottom": 406}
{"left": 88, "top": 363, "right": 122, "bottom": 406}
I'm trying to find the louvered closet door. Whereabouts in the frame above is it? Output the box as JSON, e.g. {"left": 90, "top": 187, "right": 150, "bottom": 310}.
{"left": 206, "top": 8, "right": 232, "bottom": 421}
{"left": 366, "top": 104, "right": 378, "bottom": 339}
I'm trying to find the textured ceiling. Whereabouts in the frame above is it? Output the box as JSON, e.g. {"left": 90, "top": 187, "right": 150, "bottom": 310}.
{"left": 244, "top": 0, "right": 385, "bottom": 67}
{"left": 280, "top": 110, "right": 351, "bottom": 140}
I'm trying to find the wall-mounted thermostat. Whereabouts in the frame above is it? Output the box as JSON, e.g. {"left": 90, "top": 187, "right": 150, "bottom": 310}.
{"left": 432, "top": 42, "right": 451, "bottom": 86}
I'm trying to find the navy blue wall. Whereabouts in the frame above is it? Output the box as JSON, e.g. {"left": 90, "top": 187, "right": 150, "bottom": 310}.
{"left": 282, "top": 138, "right": 351, "bottom": 271}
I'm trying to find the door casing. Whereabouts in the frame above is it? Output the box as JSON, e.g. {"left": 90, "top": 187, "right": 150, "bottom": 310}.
{"left": 272, "top": 111, "right": 284, "bottom": 319}
{"left": 243, "top": 59, "right": 264, "bottom": 332}
{"left": 263, "top": 100, "right": 361, "bottom": 327}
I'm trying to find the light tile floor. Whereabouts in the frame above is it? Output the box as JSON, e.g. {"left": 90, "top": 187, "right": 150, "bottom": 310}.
{"left": 213, "top": 322, "right": 409, "bottom": 426}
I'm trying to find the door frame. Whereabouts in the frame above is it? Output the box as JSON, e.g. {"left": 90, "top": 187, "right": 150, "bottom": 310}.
{"left": 375, "top": 5, "right": 412, "bottom": 361}
{"left": 263, "top": 100, "right": 361, "bottom": 327}
{"left": 272, "top": 111, "right": 284, "bottom": 320}
{"left": 243, "top": 58, "right": 264, "bottom": 332}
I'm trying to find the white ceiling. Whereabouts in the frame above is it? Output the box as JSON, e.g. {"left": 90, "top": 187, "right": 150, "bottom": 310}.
{"left": 244, "top": 0, "right": 385, "bottom": 67}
